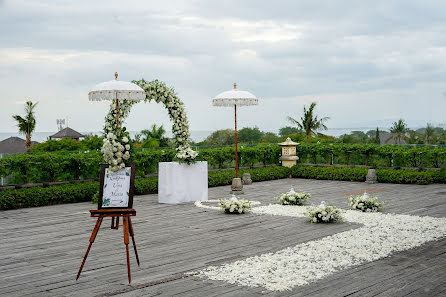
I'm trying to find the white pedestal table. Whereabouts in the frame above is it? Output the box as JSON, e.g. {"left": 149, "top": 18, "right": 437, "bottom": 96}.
{"left": 158, "top": 161, "right": 208, "bottom": 204}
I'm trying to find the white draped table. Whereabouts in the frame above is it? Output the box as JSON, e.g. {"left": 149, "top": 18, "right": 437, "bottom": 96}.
{"left": 158, "top": 161, "right": 208, "bottom": 204}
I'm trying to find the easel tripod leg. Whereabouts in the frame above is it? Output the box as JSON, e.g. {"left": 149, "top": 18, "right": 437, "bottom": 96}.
{"left": 128, "top": 217, "right": 140, "bottom": 266}
{"left": 123, "top": 216, "right": 131, "bottom": 283}
{"left": 76, "top": 217, "right": 103, "bottom": 280}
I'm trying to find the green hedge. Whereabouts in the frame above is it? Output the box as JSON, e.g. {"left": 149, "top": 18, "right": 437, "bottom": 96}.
{"left": 290, "top": 166, "right": 368, "bottom": 182}
{"left": 0, "top": 166, "right": 289, "bottom": 210}
{"left": 0, "top": 144, "right": 281, "bottom": 184}
{"left": 296, "top": 143, "right": 446, "bottom": 168}
{"left": 0, "top": 182, "right": 99, "bottom": 210}
{"left": 1, "top": 144, "right": 444, "bottom": 185}
{"left": 2, "top": 165, "right": 445, "bottom": 210}
{"left": 290, "top": 165, "right": 446, "bottom": 185}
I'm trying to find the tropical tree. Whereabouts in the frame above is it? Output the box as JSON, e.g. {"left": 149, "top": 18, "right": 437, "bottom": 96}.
{"left": 12, "top": 101, "right": 38, "bottom": 152}
{"left": 279, "top": 126, "right": 302, "bottom": 136}
{"left": 140, "top": 124, "right": 168, "bottom": 147}
{"left": 387, "top": 119, "right": 408, "bottom": 144}
{"left": 287, "top": 102, "right": 330, "bottom": 143}
{"left": 200, "top": 129, "right": 234, "bottom": 146}
{"left": 424, "top": 123, "right": 435, "bottom": 144}
{"left": 238, "top": 127, "right": 263, "bottom": 143}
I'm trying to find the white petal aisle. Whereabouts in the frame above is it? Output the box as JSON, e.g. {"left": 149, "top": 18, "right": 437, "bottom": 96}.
{"left": 194, "top": 204, "right": 446, "bottom": 291}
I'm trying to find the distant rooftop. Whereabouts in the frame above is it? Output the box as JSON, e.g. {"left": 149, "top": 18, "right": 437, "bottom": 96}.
{"left": 50, "top": 127, "right": 85, "bottom": 140}
{"left": 379, "top": 132, "right": 407, "bottom": 145}
{"left": 0, "top": 137, "right": 39, "bottom": 154}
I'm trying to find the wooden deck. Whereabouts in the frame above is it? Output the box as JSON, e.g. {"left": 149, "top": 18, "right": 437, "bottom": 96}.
{"left": 0, "top": 178, "right": 445, "bottom": 296}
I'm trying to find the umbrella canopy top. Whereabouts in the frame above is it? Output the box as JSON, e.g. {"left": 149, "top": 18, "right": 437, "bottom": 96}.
{"left": 212, "top": 83, "right": 259, "bottom": 107}
{"left": 88, "top": 72, "right": 146, "bottom": 102}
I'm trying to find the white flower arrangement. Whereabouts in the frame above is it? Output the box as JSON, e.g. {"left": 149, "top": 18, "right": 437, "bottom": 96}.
{"left": 101, "top": 79, "right": 199, "bottom": 171}
{"left": 219, "top": 195, "right": 252, "bottom": 214}
{"left": 195, "top": 199, "right": 261, "bottom": 211}
{"left": 277, "top": 187, "right": 311, "bottom": 205}
{"left": 305, "top": 201, "right": 342, "bottom": 223}
{"left": 347, "top": 192, "right": 386, "bottom": 212}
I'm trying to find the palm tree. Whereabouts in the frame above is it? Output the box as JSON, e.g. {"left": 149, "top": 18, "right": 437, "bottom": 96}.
{"left": 287, "top": 102, "right": 330, "bottom": 143}
{"left": 387, "top": 119, "right": 408, "bottom": 144}
{"left": 141, "top": 124, "right": 168, "bottom": 147}
{"left": 12, "top": 101, "right": 38, "bottom": 152}
{"left": 424, "top": 123, "right": 435, "bottom": 144}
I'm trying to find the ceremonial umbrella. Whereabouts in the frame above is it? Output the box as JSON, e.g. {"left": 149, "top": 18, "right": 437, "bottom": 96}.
{"left": 212, "top": 83, "right": 259, "bottom": 192}
{"left": 88, "top": 72, "right": 145, "bottom": 130}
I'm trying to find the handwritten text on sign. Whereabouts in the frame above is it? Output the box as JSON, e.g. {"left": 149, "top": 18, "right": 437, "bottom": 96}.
{"left": 102, "top": 167, "right": 131, "bottom": 207}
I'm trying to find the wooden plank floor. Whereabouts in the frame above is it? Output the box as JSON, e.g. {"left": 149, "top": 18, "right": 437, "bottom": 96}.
{"left": 0, "top": 178, "right": 445, "bottom": 297}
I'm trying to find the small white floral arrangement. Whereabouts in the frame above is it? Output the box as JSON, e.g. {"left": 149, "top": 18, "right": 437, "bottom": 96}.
{"left": 175, "top": 144, "right": 199, "bottom": 164}
{"left": 305, "top": 201, "right": 342, "bottom": 223}
{"left": 219, "top": 195, "right": 252, "bottom": 214}
{"left": 277, "top": 187, "right": 311, "bottom": 205}
{"left": 347, "top": 192, "right": 386, "bottom": 212}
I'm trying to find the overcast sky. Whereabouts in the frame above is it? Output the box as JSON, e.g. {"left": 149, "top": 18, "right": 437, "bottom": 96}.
{"left": 1, "top": 0, "right": 445, "bottom": 137}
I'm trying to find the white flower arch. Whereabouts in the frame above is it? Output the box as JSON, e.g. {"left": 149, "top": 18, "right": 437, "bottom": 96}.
{"left": 102, "top": 79, "right": 198, "bottom": 171}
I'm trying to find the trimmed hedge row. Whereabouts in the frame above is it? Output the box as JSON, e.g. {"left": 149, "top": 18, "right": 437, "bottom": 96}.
{"left": 0, "top": 182, "right": 99, "bottom": 210}
{"left": 0, "top": 166, "right": 289, "bottom": 210}
{"left": 290, "top": 166, "right": 368, "bottom": 182}
{"left": 290, "top": 165, "right": 446, "bottom": 185}
{"left": 2, "top": 165, "right": 445, "bottom": 210}
{"left": 3, "top": 143, "right": 445, "bottom": 185}
{"left": 0, "top": 144, "right": 281, "bottom": 184}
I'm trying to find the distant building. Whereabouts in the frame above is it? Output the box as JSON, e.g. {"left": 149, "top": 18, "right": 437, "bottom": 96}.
{"left": 379, "top": 132, "right": 407, "bottom": 145}
{"left": 49, "top": 127, "right": 85, "bottom": 142}
{"left": 0, "top": 137, "right": 39, "bottom": 154}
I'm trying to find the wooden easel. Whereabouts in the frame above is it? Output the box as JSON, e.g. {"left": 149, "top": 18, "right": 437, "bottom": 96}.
{"left": 76, "top": 208, "right": 140, "bottom": 283}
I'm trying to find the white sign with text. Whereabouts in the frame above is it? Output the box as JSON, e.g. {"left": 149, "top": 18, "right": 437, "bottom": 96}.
{"left": 102, "top": 167, "right": 131, "bottom": 207}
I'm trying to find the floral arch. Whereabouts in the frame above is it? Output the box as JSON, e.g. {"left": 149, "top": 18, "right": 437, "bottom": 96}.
{"left": 102, "top": 79, "right": 198, "bottom": 171}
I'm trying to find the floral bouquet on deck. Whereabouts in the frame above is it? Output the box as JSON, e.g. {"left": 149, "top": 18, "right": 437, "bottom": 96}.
{"left": 277, "top": 187, "right": 311, "bottom": 205}
{"left": 347, "top": 192, "right": 386, "bottom": 212}
{"left": 305, "top": 201, "right": 342, "bottom": 223}
{"left": 219, "top": 195, "right": 252, "bottom": 214}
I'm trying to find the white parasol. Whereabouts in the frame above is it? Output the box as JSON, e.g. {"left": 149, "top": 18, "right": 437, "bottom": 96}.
{"left": 212, "top": 83, "right": 259, "bottom": 180}
{"left": 88, "top": 72, "right": 145, "bottom": 130}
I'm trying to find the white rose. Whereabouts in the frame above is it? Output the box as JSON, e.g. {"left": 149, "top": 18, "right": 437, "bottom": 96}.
{"left": 122, "top": 137, "right": 129, "bottom": 143}
{"left": 312, "top": 217, "right": 317, "bottom": 223}
{"left": 125, "top": 144, "right": 130, "bottom": 150}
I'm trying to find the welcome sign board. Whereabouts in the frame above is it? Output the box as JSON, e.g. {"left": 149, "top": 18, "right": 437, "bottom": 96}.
{"left": 98, "top": 163, "right": 135, "bottom": 209}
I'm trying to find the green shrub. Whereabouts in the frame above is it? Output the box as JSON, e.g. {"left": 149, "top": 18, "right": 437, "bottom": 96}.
{"left": 290, "top": 166, "right": 367, "bottom": 182}
{"left": 290, "top": 165, "right": 446, "bottom": 185}
{"left": 2, "top": 165, "right": 444, "bottom": 210}
{"left": 0, "top": 182, "right": 99, "bottom": 210}
{"left": 134, "top": 177, "right": 158, "bottom": 194}
{"left": 376, "top": 168, "right": 437, "bottom": 185}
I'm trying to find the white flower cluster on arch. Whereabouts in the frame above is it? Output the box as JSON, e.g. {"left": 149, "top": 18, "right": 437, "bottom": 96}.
{"left": 101, "top": 79, "right": 198, "bottom": 171}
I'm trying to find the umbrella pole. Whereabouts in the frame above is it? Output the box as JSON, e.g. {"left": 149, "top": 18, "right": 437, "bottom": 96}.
{"left": 234, "top": 104, "right": 238, "bottom": 178}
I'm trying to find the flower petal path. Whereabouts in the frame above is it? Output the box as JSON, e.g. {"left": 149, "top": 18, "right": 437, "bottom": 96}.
{"left": 194, "top": 204, "right": 446, "bottom": 291}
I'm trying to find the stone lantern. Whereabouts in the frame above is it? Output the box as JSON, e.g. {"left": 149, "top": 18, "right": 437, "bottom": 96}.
{"left": 279, "top": 137, "right": 299, "bottom": 167}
